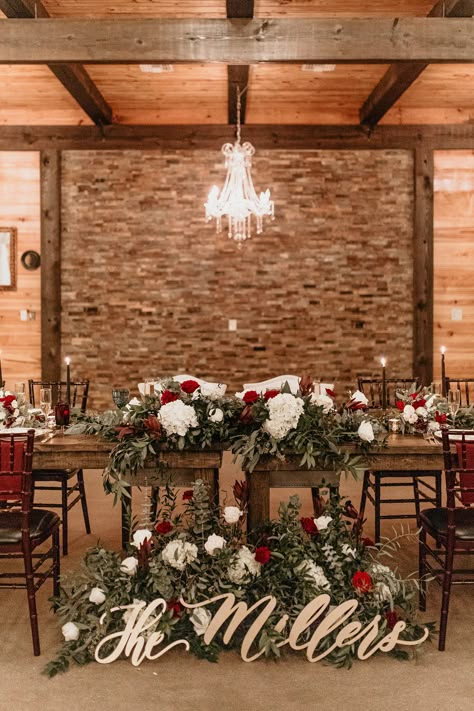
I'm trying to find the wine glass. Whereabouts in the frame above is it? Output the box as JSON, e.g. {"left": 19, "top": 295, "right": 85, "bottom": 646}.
{"left": 14, "top": 382, "right": 26, "bottom": 406}
{"left": 112, "top": 388, "right": 130, "bottom": 408}
{"left": 448, "top": 389, "right": 460, "bottom": 425}
{"left": 40, "top": 387, "right": 53, "bottom": 424}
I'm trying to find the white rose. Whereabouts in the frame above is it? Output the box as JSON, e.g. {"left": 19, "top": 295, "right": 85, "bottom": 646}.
{"left": 427, "top": 420, "right": 441, "bottom": 433}
{"left": 200, "top": 382, "right": 227, "bottom": 400}
{"left": 358, "top": 420, "right": 375, "bottom": 442}
{"left": 120, "top": 556, "right": 139, "bottom": 575}
{"left": 223, "top": 506, "right": 242, "bottom": 524}
{"left": 341, "top": 544, "right": 357, "bottom": 559}
{"left": 351, "top": 390, "right": 369, "bottom": 406}
{"left": 227, "top": 546, "right": 261, "bottom": 584}
{"left": 62, "top": 622, "right": 80, "bottom": 642}
{"left": 209, "top": 407, "right": 224, "bottom": 423}
{"left": 310, "top": 393, "right": 334, "bottom": 413}
{"left": 162, "top": 539, "right": 198, "bottom": 571}
{"left": 131, "top": 529, "right": 153, "bottom": 548}
{"left": 415, "top": 406, "right": 428, "bottom": 418}
{"left": 314, "top": 515, "right": 333, "bottom": 531}
{"left": 204, "top": 533, "right": 226, "bottom": 555}
{"left": 190, "top": 607, "right": 212, "bottom": 636}
{"left": 402, "top": 404, "right": 418, "bottom": 424}
{"left": 88, "top": 587, "right": 106, "bottom": 605}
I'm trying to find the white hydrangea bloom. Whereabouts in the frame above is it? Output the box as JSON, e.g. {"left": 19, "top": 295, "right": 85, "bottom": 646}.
{"left": 296, "top": 560, "right": 331, "bottom": 591}
{"left": 162, "top": 539, "right": 198, "bottom": 571}
{"left": 227, "top": 546, "right": 261, "bottom": 584}
{"left": 402, "top": 404, "right": 418, "bottom": 424}
{"left": 310, "top": 393, "right": 334, "bottom": 413}
{"left": 262, "top": 393, "right": 305, "bottom": 440}
{"left": 158, "top": 400, "right": 198, "bottom": 437}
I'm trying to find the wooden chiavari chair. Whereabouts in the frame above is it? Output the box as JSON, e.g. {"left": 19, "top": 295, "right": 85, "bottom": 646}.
{"left": 445, "top": 377, "right": 474, "bottom": 408}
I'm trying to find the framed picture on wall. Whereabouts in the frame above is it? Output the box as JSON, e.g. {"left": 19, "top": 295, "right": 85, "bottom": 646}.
{"left": 0, "top": 227, "right": 17, "bottom": 291}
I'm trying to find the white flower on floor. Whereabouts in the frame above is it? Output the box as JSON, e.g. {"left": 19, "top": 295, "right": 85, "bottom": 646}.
{"left": 200, "top": 382, "right": 227, "bottom": 400}
{"left": 223, "top": 506, "right": 242, "bottom": 524}
{"left": 89, "top": 587, "right": 106, "bottom": 605}
{"left": 162, "top": 539, "right": 198, "bottom": 571}
{"left": 263, "top": 393, "right": 305, "bottom": 440}
{"left": 341, "top": 544, "right": 357, "bottom": 559}
{"left": 358, "top": 421, "right": 375, "bottom": 442}
{"left": 158, "top": 400, "right": 198, "bottom": 437}
{"left": 120, "top": 556, "right": 139, "bottom": 575}
{"left": 369, "top": 563, "right": 400, "bottom": 596}
{"left": 62, "top": 622, "right": 80, "bottom": 641}
{"left": 190, "top": 607, "right": 212, "bottom": 636}
{"left": 209, "top": 407, "right": 224, "bottom": 423}
{"left": 402, "top": 404, "right": 418, "bottom": 424}
{"left": 131, "top": 529, "right": 153, "bottom": 548}
{"left": 296, "top": 560, "right": 331, "bottom": 591}
{"left": 204, "top": 533, "right": 226, "bottom": 555}
{"left": 227, "top": 546, "right": 261, "bottom": 584}
{"left": 310, "top": 393, "right": 334, "bottom": 413}
{"left": 314, "top": 514, "right": 332, "bottom": 531}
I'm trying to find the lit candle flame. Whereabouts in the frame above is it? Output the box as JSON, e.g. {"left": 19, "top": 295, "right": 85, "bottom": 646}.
{"left": 380, "top": 358, "right": 386, "bottom": 368}
{"left": 440, "top": 346, "right": 446, "bottom": 355}
{"left": 65, "top": 356, "right": 71, "bottom": 365}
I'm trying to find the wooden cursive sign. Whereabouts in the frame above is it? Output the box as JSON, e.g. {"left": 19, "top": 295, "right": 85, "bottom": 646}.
{"left": 94, "top": 593, "right": 429, "bottom": 666}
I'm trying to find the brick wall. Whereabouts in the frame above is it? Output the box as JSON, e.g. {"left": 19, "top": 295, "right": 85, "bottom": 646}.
{"left": 61, "top": 149, "right": 414, "bottom": 410}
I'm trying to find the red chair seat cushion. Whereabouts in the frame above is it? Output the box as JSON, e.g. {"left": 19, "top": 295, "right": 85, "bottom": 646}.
{"left": 0, "top": 509, "right": 60, "bottom": 544}
{"left": 420, "top": 507, "right": 474, "bottom": 541}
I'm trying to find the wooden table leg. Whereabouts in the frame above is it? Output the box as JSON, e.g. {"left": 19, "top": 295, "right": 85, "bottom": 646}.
{"left": 246, "top": 470, "right": 270, "bottom": 531}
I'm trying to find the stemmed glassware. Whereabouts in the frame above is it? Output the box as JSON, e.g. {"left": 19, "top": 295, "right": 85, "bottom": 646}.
{"left": 40, "top": 387, "right": 54, "bottom": 428}
{"left": 448, "top": 389, "right": 460, "bottom": 426}
{"left": 112, "top": 388, "right": 130, "bottom": 409}
{"left": 14, "top": 382, "right": 26, "bottom": 406}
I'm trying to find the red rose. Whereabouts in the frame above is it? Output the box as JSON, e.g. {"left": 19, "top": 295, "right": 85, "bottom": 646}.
{"left": 361, "top": 537, "right": 375, "bottom": 547}
{"left": 410, "top": 393, "right": 418, "bottom": 400}
{"left": 395, "top": 400, "right": 405, "bottom": 411}
{"left": 2, "top": 395, "right": 16, "bottom": 407}
{"left": 264, "top": 389, "right": 280, "bottom": 400}
{"left": 385, "top": 610, "right": 398, "bottom": 629}
{"left": 161, "top": 389, "right": 179, "bottom": 405}
{"left": 180, "top": 380, "right": 200, "bottom": 394}
{"left": 167, "top": 599, "right": 183, "bottom": 618}
{"left": 182, "top": 490, "right": 193, "bottom": 500}
{"left": 243, "top": 390, "right": 259, "bottom": 404}
{"left": 255, "top": 546, "right": 271, "bottom": 565}
{"left": 300, "top": 517, "right": 319, "bottom": 536}
{"left": 435, "top": 411, "right": 447, "bottom": 424}
{"left": 352, "top": 571, "right": 373, "bottom": 593}
{"left": 155, "top": 520, "right": 173, "bottom": 535}
{"left": 413, "top": 398, "right": 426, "bottom": 409}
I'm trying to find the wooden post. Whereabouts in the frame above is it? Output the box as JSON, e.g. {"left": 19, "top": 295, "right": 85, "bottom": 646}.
{"left": 40, "top": 150, "right": 61, "bottom": 381}
{"left": 413, "top": 144, "right": 434, "bottom": 386}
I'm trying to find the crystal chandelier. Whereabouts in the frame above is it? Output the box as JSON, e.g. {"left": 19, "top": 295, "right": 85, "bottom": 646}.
{"left": 205, "top": 88, "right": 274, "bottom": 243}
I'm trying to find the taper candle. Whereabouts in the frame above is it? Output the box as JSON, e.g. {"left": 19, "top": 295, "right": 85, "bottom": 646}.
{"left": 381, "top": 357, "right": 387, "bottom": 409}
{"left": 441, "top": 346, "right": 446, "bottom": 397}
{"left": 65, "top": 356, "right": 71, "bottom": 404}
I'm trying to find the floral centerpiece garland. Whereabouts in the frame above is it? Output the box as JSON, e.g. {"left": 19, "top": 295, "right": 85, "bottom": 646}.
{"left": 0, "top": 390, "right": 44, "bottom": 428}
{"left": 45, "top": 480, "right": 432, "bottom": 676}
{"left": 388, "top": 385, "right": 448, "bottom": 435}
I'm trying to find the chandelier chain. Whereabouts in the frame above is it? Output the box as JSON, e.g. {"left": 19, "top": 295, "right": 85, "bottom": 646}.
{"left": 236, "top": 88, "right": 241, "bottom": 144}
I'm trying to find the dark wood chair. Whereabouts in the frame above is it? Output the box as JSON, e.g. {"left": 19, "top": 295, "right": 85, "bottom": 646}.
{"left": 28, "top": 379, "right": 91, "bottom": 555}
{"left": 418, "top": 429, "right": 474, "bottom": 650}
{"left": 445, "top": 377, "right": 474, "bottom": 407}
{"left": 0, "top": 430, "right": 60, "bottom": 656}
{"left": 357, "top": 376, "right": 442, "bottom": 542}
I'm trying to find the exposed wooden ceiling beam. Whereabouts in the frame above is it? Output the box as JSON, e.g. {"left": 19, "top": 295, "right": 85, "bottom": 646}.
{"left": 0, "top": 124, "right": 472, "bottom": 151}
{"left": 360, "top": 0, "right": 474, "bottom": 127}
{"left": 0, "top": 18, "right": 473, "bottom": 65}
{"left": 226, "top": 1, "right": 254, "bottom": 126}
{"left": 0, "top": 1, "right": 113, "bottom": 125}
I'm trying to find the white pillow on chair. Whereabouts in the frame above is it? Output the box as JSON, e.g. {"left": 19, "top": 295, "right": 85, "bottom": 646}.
{"left": 242, "top": 375, "right": 301, "bottom": 395}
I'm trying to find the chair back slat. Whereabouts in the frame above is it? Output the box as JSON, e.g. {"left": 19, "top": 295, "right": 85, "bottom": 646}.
{"left": 445, "top": 378, "right": 474, "bottom": 408}
{"left": 0, "top": 431, "right": 35, "bottom": 505}
{"left": 441, "top": 429, "right": 474, "bottom": 507}
{"left": 28, "top": 379, "right": 89, "bottom": 412}
{"left": 357, "top": 377, "right": 419, "bottom": 409}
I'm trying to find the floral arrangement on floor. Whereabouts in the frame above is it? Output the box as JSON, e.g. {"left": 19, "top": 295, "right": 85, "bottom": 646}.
{"left": 388, "top": 386, "right": 448, "bottom": 435}
{"left": 231, "top": 380, "right": 383, "bottom": 474}
{"left": 0, "top": 389, "right": 43, "bottom": 429}
{"left": 45, "top": 480, "right": 432, "bottom": 676}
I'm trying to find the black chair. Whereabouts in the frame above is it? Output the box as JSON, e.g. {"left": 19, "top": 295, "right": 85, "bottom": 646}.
{"left": 418, "top": 429, "right": 474, "bottom": 650}
{"left": 445, "top": 377, "right": 474, "bottom": 407}
{"left": 28, "top": 379, "right": 91, "bottom": 555}
{"left": 357, "top": 376, "right": 442, "bottom": 542}
{"left": 0, "top": 430, "right": 60, "bottom": 656}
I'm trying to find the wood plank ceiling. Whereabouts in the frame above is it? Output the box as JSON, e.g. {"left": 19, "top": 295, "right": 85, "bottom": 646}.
{"left": 0, "top": 0, "right": 473, "bottom": 127}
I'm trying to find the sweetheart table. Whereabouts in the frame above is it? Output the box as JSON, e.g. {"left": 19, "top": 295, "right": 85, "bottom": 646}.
{"left": 32, "top": 432, "right": 444, "bottom": 534}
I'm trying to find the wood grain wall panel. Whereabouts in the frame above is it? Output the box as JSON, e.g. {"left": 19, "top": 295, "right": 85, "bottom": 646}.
{"left": 0, "top": 152, "right": 41, "bottom": 388}
{"left": 433, "top": 150, "right": 474, "bottom": 378}
{"left": 256, "top": 1, "right": 434, "bottom": 17}
{"left": 42, "top": 1, "right": 226, "bottom": 17}
{"left": 86, "top": 65, "right": 228, "bottom": 124}
{"left": 246, "top": 64, "right": 388, "bottom": 124}
{"left": 0, "top": 66, "right": 92, "bottom": 125}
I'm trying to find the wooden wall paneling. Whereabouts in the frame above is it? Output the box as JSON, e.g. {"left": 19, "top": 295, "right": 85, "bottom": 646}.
{"left": 255, "top": 1, "right": 435, "bottom": 17}
{"left": 40, "top": 149, "right": 61, "bottom": 381}
{"left": 0, "top": 151, "right": 41, "bottom": 388}
{"left": 42, "top": 1, "right": 227, "bottom": 18}
{"left": 413, "top": 144, "right": 434, "bottom": 385}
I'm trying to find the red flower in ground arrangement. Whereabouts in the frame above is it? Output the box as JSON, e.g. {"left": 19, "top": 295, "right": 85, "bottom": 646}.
{"left": 180, "top": 380, "right": 200, "bottom": 394}
{"left": 413, "top": 398, "right": 426, "bottom": 409}
{"left": 243, "top": 390, "right": 259, "bottom": 404}
{"left": 167, "top": 599, "right": 183, "bottom": 618}
{"left": 300, "top": 517, "right": 319, "bottom": 536}
{"left": 182, "top": 490, "right": 193, "bottom": 500}
{"left": 343, "top": 500, "right": 359, "bottom": 520}
{"left": 155, "top": 520, "right": 173, "bottom": 535}
{"left": 435, "top": 411, "right": 447, "bottom": 425}
{"left": 352, "top": 571, "right": 373, "bottom": 593}
{"left": 255, "top": 546, "right": 271, "bottom": 565}
{"left": 361, "top": 537, "right": 375, "bottom": 547}
{"left": 263, "top": 389, "right": 280, "bottom": 400}
{"left": 395, "top": 400, "right": 405, "bottom": 412}
{"left": 161, "top": 389, "right": 179, "bottom": 405}
{"left": 385, "top": 610, "right": 399, "bottom": 629}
